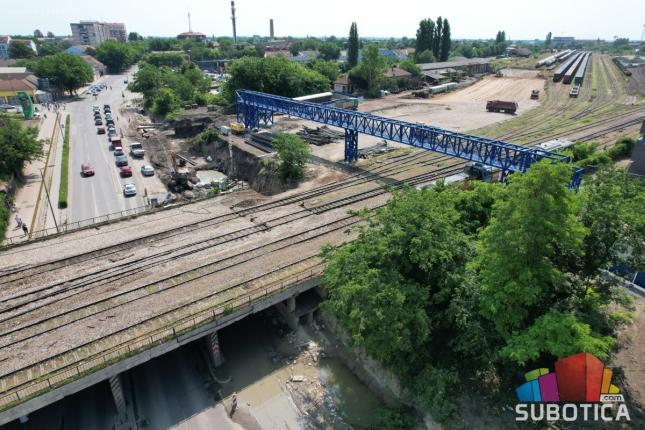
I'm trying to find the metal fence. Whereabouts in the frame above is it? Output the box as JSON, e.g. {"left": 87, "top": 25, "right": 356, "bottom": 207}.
{"left": 0, "top": 265, "right": 324, "bottom": 410}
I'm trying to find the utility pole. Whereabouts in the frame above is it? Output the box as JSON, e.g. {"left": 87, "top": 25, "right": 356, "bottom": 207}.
{"left": 39, "top": 168, "right": 59, "bottom": 234}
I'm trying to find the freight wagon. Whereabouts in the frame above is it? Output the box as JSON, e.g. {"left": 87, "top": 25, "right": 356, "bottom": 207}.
{"left": 486, "top": 100, "right": 518, "bottom": 114}
{"left": 553, "top": 52, "right": 581, "bottom": 82}
{"left": 573, "top": 52, "right": 591, "bottom": 85}
{"left": 562, "top": 52, "right": 585, "bottom": 84}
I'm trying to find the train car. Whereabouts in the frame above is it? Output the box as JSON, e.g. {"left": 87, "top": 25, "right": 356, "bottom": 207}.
{"left": 573, "top": 53, "right": 591, "bottom": 85}
{"left": 486, "top": 100, "right": 518, "bottom": 114}
{"left": 569, "top": 85, "right": 580, "bottom": 98}
{"left": 562, "top": 52, "right": 585, "bottom": 84}
{"left": 553, "top": 52, "right": 580, "bottom": 82}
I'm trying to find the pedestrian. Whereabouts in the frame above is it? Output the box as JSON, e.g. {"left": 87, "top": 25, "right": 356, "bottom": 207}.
{"left": 22, "top": 224, "right": 28, "bottom": 236}
{"left": 15, "top": 214, "right": 22, "bottom": 228}
{"left": 230, "top": 392, "right": 237, "bottom": 417}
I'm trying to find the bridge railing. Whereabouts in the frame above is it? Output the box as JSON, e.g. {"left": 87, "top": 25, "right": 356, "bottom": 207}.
{"left": 0, "top": 263, "right": 325, "bottom": 411}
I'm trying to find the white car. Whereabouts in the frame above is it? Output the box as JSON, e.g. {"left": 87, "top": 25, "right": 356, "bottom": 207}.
{"left": 141, "top": 165, "right": 155, "bottom": 176}
{"left": 123, "top": 183, "right": 137, "bottom": 197}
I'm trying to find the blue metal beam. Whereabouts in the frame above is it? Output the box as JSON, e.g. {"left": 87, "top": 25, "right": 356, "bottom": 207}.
{"left": 236, "top": 90, "right": 577, "bottom": 184}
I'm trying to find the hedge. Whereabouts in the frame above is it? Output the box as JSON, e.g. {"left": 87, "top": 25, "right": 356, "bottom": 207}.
{"left": 58, "top": 114, "right": 70, "bottom": 209}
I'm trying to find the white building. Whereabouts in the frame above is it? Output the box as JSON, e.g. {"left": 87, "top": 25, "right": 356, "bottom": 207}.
{"left": 70, "top": 21, "right": 112, "bottom": 46}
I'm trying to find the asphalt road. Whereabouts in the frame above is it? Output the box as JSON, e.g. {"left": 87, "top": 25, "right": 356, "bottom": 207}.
{"left": 66, "top": 70, "right": 164, "bottom": 224}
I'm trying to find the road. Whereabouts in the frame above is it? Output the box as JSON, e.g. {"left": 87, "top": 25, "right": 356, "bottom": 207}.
{"left": 65, "top": 69, "right": 165, "bottom": 224}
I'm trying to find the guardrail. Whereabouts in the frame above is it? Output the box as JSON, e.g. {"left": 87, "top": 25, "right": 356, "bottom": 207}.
{"left": 0, "top": 264, "right": 324, "bottom": 410}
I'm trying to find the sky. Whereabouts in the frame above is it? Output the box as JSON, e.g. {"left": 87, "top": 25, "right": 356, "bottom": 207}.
{"left": 2, "top": 0, "right": 644, "bottom": 41}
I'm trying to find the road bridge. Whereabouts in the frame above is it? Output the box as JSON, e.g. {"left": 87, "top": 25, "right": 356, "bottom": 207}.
{"left": 235, "top": 90, "right": 582, "bottom": 187}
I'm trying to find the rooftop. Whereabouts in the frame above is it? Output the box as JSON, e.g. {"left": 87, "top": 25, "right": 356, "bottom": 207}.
{"left": 416, "top": 57, "right": 492, "bottom": 71}
{"left": 0, "top": 79, "right": 37, "bottom": 92}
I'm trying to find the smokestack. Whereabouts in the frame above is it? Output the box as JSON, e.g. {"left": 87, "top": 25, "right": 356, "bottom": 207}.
{"left": 231, "top": 1, "right": 237, "bottom": 44}
{"left": 188, "top": 11, "right": 192, "bottom": 32}
{"left": 270, "top": 19, "right": 274, "bottom": 39}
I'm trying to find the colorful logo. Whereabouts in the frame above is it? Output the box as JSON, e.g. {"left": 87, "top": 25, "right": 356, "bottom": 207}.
{"left": 516, "top": 352, "right": 620, "bottom": 403}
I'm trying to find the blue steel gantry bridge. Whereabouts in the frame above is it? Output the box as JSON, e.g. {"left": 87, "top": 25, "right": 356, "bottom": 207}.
{"left": 236, "top": 90, "right": 583, "bottom": 187}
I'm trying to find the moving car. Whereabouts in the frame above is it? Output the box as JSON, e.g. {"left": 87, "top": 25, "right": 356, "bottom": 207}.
{"left": 80, "top": 163, "right": 95, "bottom": 177}
{"left": 115, "top": 155, "right": 128, "bottom": 167}
{"left": 130, "top": 143, "right": 145, "bottom": 158}
{"left": 92, "top": 105, "right": 100, "bottom": 111}
{"left": 97, "top": 127, "right": 106, "bottom": 134}
{"left": 123, "top": 183, "right": 137, "bottom": 197}
{"left": 140, "top": 165, "right": 155, "bottom": 176}
{"left": 120, "top": 166, "right": 133, "bottom": 177}
{"left": 114, "top": 146, "right": 124, "bottom": 156}
{"left": 94, "top": 118, "right": 103, "bottom": 125}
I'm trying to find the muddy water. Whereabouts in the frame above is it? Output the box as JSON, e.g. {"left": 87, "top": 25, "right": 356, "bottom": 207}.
{"left": 217, "top": 312, "right": 385, "bottom": 429}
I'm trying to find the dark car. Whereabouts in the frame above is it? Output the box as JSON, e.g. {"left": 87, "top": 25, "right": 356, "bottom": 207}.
{"left": 97, "top": 127, "right": 106, "bottom": 134}
{"left": 94, "top": 118, "right": 103, "bottom": 125}
{"left": 103, "top": 104, "right": 110, "bottom": 109}
{"left": 106, "top": 119, "right": 115, "bottom": 126}
{"left": 81, "top": 163, "right": 95, "bottom": 177}
{"left": 115, "top": 155, "right": 128, "bottom": 167}
{"left": 119, "top": 166, "right": 132, "bottom": 177}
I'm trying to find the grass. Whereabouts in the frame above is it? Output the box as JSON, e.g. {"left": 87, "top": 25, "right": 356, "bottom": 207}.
{"left": 591, "top": 60, "right": 598, "bottom": 92}
{"left": 58, "top": 115, "right": 71, "bottom": 209}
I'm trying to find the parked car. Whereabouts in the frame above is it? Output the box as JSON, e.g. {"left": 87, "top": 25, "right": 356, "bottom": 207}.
{"left": 97, "top": 127, "right": 106, "bottom": 134}
{"left": 80, "top": 163, "right": 95, "bottom": 177}
{"left": 94, "top": 118, "right": 103, "bottom": 125}
{"left": 120, "top": 166, "right": 133, "bottom": 177}
{"left": 130, "top": 143, "right": 145, "bottom": 158}
{"left": 115, "top": 155, "right": 128, "bottom": 167}
{"left": 123, "top": 183, "right": 137, "bottom": 196}
{"left": 141, "top": 165, "right": 155, "bottom": 176}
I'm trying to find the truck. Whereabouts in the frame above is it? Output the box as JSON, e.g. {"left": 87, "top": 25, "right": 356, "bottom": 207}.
{"left": 530, "top": 90, "right": 540, "bottom": 100}
{"left": 110, "top": 136, "right": 123, "bottom": 150}
{"left": 130, "top": 142, "right": 145, "bottom": 158}
{"left": 486, "top": 100, "right": 518, "bottom": 114}
{"left": 230, "top": 122, "right": 245, "bottom": 135}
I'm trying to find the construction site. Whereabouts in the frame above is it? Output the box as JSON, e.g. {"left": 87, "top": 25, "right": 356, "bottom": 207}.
{"left": 0, "top": 41, "right": 644, "bottom": 428}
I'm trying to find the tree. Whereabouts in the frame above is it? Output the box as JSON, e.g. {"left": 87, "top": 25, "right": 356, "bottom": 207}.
{"left": 347, "top": 22, "right": 359, "bottom": 68}
{"left": 415, "top": 19, "right": 435, "bottom": 57}
{"left": 440, "top": 19, "right": 451, "bottom": 61}
{"left": 33, "top": 29, "right": 43, "bottom": 38}
{"left": 151, "top": 87, "right": 180, "bottom": 119}
{"left": 128, "top": 32, "right": 142, "bottom": 41}
{"left": 143, "top": 51, "right": 185, "bottom": 68}
{"left": 9, "top": 41, "right": 36, "bottom": 59}
{"left": 307, "top": 59, "right": 339, "bottom": 84}
{"left": 29, "top": 53, "right": 93, "bottom": 95}
{"left": 415, "top": 49, "right": 435, "bottom": 63}
{"left": 272, "top": 133, "right": 311, "bottom": 181}
{"left": 352, "top": 44, "right": 387, "bottom": 97}
{"left": 399, "top": 60, "right": 422, "bottom": 77}
{"left": 0, "top": 114, "right": 44, "bottom": 176}
{"left": 94, "top": 40, "right": 135, "bottom": 73}
{"left": 545, "top": 31, "right": 552, "bottom": 47}
{"left": 318, "top": 42, "right": 340, "bottom": 61}
{"left": 46, "top": 31, "right": 55, "bottom": 38}
{"left": 433, "top": 17, "right": 443, "bottom": 59}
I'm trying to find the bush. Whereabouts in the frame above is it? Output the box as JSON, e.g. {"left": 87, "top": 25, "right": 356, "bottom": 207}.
{"left": 58, "top": 115, "right": 71, "bottom": 208}
{"left": 0, "top": 195, "right": 10, "bottom": 240}
{"left": 272, "top": 133, "right": 311, "bottom": 181}
{"left": 607, "top": 136, "right": 636, "bottom": 160}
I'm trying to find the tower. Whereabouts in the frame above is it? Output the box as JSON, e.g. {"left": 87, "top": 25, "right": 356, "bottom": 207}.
{"left": 270, "top": 19, "right": 274, "bottom": 39}
{"left": 231, "top": 1, "right": 237, "bottom": 44}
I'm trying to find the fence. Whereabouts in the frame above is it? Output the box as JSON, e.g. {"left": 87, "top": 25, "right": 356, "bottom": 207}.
{"left": 0, "top": 264, "right": 324, "bottom": 410}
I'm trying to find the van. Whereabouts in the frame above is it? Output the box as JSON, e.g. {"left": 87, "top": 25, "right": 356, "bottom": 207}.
{"left": 110, "top": 136, "right": 123, "bottom": 149}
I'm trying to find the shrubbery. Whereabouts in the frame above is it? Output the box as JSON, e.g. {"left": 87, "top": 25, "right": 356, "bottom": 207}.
{"left": 58, "top": 115, "right": 70, "bottom": 209}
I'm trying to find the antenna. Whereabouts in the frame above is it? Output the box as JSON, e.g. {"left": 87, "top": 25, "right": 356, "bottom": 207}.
{"left": 231, "top": 1, "right": 237, "bottom": 45}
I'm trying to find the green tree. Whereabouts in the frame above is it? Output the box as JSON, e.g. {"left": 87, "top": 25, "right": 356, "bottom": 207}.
{"left": 46, "top": 31, "right": 55, "bottom": 38}
{"left": 95, "top": 40, "right": 135, "bottom": 73}
{"left": 433, "top": 17, "right": 443, "bottom": 59}
{"left": 440, "top": 19, "right": 451, "bottom": 61}
{"left": 128, "top": 32, "right": 142, "bottom": 41}
{"left": 9, "top": 41, "right": 36, "bottom": 59}
{"left": 415, "top": 19, "right": 435, "bottom": 57}
{"left": 307, "top": 59, "right": 339, "bottom": 84}
{"left": 415, "top": 49, "right": 435, "bottom": 63}
{"left": 29, "top": 52, "right": 93, "bottom": 95}
{"left": 347, "top": 22, "right": 359, "bottom": 68}
{"left": 33, "top": 29, "right": 43, "bottom": 38}
{"left": 151, "top": 87, "right": 180, "bottom": 119}
{"left": 318, "top": 42, "right": 340, "bottom": 61}
{"left": 0, "top": 114, "right": 44, "bottom": 176}
{"left": 143, "top": 51, "right": 185, "bottom": 68}
{"left": 545, "top": 31, "right": 552, "bottom": 47}
{"left": 272, "top": 133, "right": 311, "bottom": 181}
{"left": 399, "top": 60, "right": 422, "bottom": 77}
{"left": 352, "top": 44, "right": 387, "bottom": 97}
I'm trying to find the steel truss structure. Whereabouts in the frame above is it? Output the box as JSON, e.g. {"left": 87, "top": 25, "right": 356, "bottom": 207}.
{"left": 236, "top": 90, "right": 583, "bottom": 187}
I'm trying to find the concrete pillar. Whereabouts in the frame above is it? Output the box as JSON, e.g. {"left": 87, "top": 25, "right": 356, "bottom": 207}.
{"left": 109, "top": 374, "right": 127, "bottom": 419}
{"left": 305, "top": 311, "right": 314, "bottom": 325}
{"left": 207, "top": 331, "right": 224, "bottom": 367}
{"left": 276, "top": 296, "right": 298, "bottom": 331}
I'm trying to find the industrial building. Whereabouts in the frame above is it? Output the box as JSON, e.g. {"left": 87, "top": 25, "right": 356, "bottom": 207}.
{"left": 417, "top": 58, "right": 492, "bottom": 82}
{"left": 552, "top": 36, "right": 576, "bottom": 47}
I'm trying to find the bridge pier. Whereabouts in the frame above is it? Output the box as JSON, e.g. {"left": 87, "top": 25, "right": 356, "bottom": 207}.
{"left": 109, "top": 374, "right": 127, "bottom": 421}
{"left": 206, "top": 331, "right": 224, "bottom": 367}
{"left": 275, "top": 296, "right": 298, "bottom": 331}
{"left": 344, "top": 129, "right": 358, "bottom": 163}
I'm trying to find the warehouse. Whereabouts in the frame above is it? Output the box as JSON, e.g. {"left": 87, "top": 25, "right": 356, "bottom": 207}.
{"left": 416, "top": 58, "right": 492, "bottom": 82}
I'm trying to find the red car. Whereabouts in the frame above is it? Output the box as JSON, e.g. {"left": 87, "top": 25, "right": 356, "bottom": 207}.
{"left": 120, "top": 166, "right": 133, "bottom": 177}
{"left": 97, "top": 127, "right": 106, "bottom": 134}
{"left": 81, "top": 163, "right": 95, "bottom": 177}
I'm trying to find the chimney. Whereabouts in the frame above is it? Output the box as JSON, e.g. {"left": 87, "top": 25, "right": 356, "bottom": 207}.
{"left": 270, "top": 19, "right": 274, "bottom": 39}
{"left": 231, "top": 1, "right": 237, "bottom": 44}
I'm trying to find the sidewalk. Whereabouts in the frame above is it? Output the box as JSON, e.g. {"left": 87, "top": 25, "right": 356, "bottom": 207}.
{"left": 6, "top": 109, "right": 61, "bottom": 243}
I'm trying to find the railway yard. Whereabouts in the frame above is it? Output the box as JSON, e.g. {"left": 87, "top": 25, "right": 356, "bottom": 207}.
{"left": 0, "top": 50, "right": 643, "bottom": 422}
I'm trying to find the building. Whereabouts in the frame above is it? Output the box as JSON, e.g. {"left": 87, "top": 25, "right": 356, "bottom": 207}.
{"left": 108, "top": 23, "right": 127, "bottom": 42}
{"left": 417, "top": 58, "right": 492, "bottom": 78}
{"left": 333, "top": 75, "right": 355, "bottom": 94}
{"left": 0, "top": 36, "right": 11, "bottom": 60}
{"left": 81, "top": 55, "right": 107, "bottom": 77}
{"left": 177, "top": 32, "right": 207, "bottom": 42}
{"left": 0, "top": 66, "right": 49, "bottom": 104}
{"left": 552, "top": 37, "right": 575, "bottom": 47}
{"left": 65, "top": 45, "right": 93, "bottom": 56}
{"left": 385, "top": 67, "right": 414, "bottom": 91}
{"left": 506, "top": 46, "right": 532, "bottom": 57}
{"left": 70, "top": 21, "right": 112, "bottom": 46}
